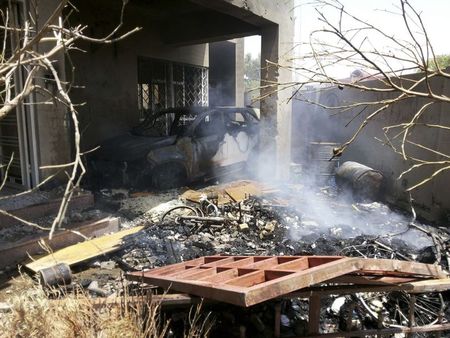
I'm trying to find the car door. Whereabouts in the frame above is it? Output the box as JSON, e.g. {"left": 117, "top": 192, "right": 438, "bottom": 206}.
{"left": 217, "top": 108, "right": 259, "bottom": 167}
{"left": 189, "top": 110, "right": 226, "bottom": 175}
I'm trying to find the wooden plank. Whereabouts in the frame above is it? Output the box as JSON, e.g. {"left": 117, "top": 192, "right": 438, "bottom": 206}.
{"left": 218, "top": 257, "right": 260, "bottom": 268}
{"left": 308, "top": 256, "right": 344, "bottom": 267}
{"left": 180, "top": 189, "right": 233, "bottom": 205}
{"left": 181, "top": 189, "right": 206, "bottom": 203}
{"left": 26, "top": 225, "right": 144, "bottom": 272}
{"left": 274, "top": 302, "right": 282, "bottom": 338}
{"left": 51, "top": 293, "right": 208, "bottom": 310}
{"left": 0, "top": 217, "right": 119, "bottom": 269}
{"left": 144, "top": 257, "right": 206, "bottom": 276}
{"left": 183, "top": 268, "right": 229, "bottom": 280}
{"left": 226, "top": 270, "right": 265, "bottom": 287}
{"left": 328, "top": 275, "right": 419, "bottom": 286}
{"left": 264, "top": 270, "right": 296, "bottom": 281}
{"left": 225, "top": 182, "right": 264, "bottom": 202}
{"left": 408, "top": 278, "right": 450, "bottom": 293}
{"left": 358, "top": 258, "right": 447, "bottom": 279}
{"left": 283, "top": 278, "right": 450, "bottom": 298}
{"left": 308, "top": 295, "right": 321, "bottom": 335}
{"left": 0, "top": 192, "right": 94, "bottom": 228}
{"left": 199, "top": 268, "right": 241, "bottom": 283}
{"left": 245, "top": 257, "right": 279, "bottom": 269}
{"left": 181, "top": 180, "right": 277, "bottom": 205}
{"left": 176, "top": 267, "right": 217, "bottom": 280}
{"left": 201, "top": 256, "right": 248, "bottom": 267}
{"left": 274, "top": 257, "right": 309, "bottom": 270}
{"left": 128, "top": 271, "right": 249, "bottom": 306}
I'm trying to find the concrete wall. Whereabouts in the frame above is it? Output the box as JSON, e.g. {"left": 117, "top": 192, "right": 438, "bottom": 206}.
{"left": 209, "top": 38, "right": 244, "bottom": 107}
{"left": 69, "top": 0, "right": 209, "bottom": 150}
{"left": 292, "top": 74, "right": 450, "bottom": 223}
{"left": 34, "top": 0, "right": 72, "bottom": 182}
{"left": 209, "top": 40, "right": 237, "bottom": 106}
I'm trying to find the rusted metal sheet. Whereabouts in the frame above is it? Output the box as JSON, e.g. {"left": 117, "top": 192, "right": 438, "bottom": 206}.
{"left": 127, "top": 255, "right": 447, "bottom": 307}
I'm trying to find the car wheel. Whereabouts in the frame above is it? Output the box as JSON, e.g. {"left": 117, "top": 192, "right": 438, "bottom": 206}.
{"left": 152, "top": 163, "right": 187, "bottom": 190}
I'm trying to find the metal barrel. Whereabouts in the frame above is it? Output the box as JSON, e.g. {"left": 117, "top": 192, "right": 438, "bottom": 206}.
{"left": 309, "top": 142, "right": 340, "bottom": 183}
{"left": 39, "top": 263, "right": 72, "bottom": 288}
{"left": 335, "top": 161, "right": 384, "bottom": 200}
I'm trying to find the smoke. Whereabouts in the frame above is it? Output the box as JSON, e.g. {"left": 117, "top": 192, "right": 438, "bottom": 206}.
{"left": 248, "top": 89, "right": 435, "bottom": 250}
{"left": 285, "top": 180, "right": 432, "bottom": 249}
{"left": 209, "top": 81, "right": 236, "bottom": 107}
{"left": 162, "top": 73, "right": 434, "bottom": 252}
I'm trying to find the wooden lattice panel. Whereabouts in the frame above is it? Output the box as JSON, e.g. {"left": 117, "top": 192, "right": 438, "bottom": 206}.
{"left": 127, "top": 256, "right": 446, "bottom": 307}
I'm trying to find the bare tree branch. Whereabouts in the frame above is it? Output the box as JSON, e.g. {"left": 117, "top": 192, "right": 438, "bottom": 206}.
{"left": 0, "top": 1, "right": 139, "bottom": 239}
{"left": 272, "top": 0, "right": 450, "bottom": 192}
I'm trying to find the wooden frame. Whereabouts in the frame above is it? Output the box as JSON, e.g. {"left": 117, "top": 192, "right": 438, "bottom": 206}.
{"left": 127, "top": 255, "right": 447, "bottom": 307}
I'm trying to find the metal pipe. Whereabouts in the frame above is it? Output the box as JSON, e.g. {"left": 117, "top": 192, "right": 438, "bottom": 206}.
{"left": 177, "top": 215, "right": 225, "bottom": 223}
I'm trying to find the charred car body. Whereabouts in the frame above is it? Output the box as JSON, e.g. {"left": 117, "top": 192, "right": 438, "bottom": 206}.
{"left": 89, "top": 107, "right": 260, "bottom": 189}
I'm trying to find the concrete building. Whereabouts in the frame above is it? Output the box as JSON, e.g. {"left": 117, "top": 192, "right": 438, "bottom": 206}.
{"left": 0, "top": 0, "right": 294, "bottom": 189}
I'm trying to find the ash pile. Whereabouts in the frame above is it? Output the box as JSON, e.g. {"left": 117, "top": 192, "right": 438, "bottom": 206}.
{"left": 118, "top": 180, "right": 446, "bottom": 272}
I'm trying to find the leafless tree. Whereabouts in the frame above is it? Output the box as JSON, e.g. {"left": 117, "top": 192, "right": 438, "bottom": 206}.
{"left": 0, "top": 0, "right": 140, "bottom": 238}
{"left": 268, "top": 0, "right": 450, "bottom": 192}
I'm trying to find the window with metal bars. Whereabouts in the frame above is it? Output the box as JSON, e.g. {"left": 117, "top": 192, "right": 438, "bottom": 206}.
{"left": 137, "top": 58, "right": 208, "bottom": 119}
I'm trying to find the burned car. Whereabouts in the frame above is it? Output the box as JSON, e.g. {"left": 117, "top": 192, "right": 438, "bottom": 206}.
{"left": 89, "top": 107, "right": 260, "bottom": 189}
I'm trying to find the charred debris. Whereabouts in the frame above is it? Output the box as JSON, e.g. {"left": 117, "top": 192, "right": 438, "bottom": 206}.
{"left": 2, "top": 174, "right": 450, "bottom": 337}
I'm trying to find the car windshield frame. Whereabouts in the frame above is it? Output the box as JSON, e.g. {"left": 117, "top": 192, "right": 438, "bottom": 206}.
{"left": 132, "top": 107, "right": 255, "bottom": 137}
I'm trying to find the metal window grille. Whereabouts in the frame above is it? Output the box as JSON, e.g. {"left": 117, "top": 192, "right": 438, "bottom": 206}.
{"left": 138, "top": 58, "right": 208, "bottom": 119}
{"left": 184, "top": 66, "right": 208, "bottom": 107}
{"left": 137, "top": 59, "right": 169, "bottom": 119}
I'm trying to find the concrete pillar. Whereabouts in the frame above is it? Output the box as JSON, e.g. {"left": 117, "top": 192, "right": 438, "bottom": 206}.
{"left": 235, "top": 38, "right": 245, "bottom": 106}
{"left": 260, "top": 22, "right": 293, "bottom": 180}
{"left": 34, "top": 0, "right": 72, "bottom": 184}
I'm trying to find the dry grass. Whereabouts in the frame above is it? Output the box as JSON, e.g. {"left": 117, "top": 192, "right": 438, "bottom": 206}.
{"left": 0, "top": 275, "right": 213, "bottom": 338}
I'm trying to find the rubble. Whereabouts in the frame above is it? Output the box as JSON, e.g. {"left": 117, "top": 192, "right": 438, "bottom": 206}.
{"left": 111, "top": 181, "right": 450, "bottom": 335}
{"left": 117, "top": 183, "right": 443, "bottom": 273}
{"left": 2, "top": 180, "right": 450, "bottom": 336}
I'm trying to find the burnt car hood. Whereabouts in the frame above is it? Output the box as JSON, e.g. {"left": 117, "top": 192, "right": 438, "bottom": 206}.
{"left": 93, "top": 133, "right": 177, "bottom": 162}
